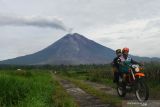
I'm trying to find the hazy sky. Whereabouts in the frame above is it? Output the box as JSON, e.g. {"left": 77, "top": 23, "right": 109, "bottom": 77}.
{"left": 0, "top": 0, "right": 160, "bottom": 60}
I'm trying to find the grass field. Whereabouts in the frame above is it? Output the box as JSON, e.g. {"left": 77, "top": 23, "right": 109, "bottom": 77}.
{"left": 0, "top": 70, "right": 54, "bottom": 107}
{"left": 0, "top": 63, "right": 159, "bottom": 106}
{"left": 0, "top": 69, "right": 77, "bottom": 107}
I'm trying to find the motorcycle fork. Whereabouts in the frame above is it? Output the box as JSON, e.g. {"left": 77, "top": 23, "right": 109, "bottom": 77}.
{"left": 131, "top": 70, "right": 136, "bottom": 80}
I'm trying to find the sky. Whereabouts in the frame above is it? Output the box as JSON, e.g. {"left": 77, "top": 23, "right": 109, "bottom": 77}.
{"left": 0, "top": 0, "right": 160, "bottom": 61}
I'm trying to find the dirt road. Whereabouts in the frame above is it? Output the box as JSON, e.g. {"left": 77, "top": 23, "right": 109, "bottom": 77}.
{"left": 56, "top": 78, "right": 111, "bottom": 107}
{"left": 53, "top": 73, "right": 160, "bottom": 107}
{"left": 84, "top": 81, "right": 160, "bottom": 107}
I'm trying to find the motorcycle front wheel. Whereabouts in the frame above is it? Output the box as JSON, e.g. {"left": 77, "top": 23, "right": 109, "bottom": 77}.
{"left": 135, "top": 80, "right": 149, "bottom": 102}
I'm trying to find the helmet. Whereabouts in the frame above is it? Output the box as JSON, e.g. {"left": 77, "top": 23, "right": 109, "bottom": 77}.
{"left": 116, "top": 49, "right": 121, "bottom": 54}
{"left": 122, "top": 47, "right": 129, "bottom": 53}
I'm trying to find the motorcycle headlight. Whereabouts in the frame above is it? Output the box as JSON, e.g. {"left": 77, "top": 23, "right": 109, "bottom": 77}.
{"left": 135, "top": 67, "right": 140, "bottom": 72}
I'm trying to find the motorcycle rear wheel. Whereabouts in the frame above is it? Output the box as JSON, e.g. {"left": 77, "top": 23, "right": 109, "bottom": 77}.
{"left": 117, "top": 83, "right": 126, "bottom": 97}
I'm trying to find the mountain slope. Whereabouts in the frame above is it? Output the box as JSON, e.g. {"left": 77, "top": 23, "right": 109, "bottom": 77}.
{"left": 0, "top": 33, "right": 115, "bottom": 65}
{"left": 0, "top": 33, "right": 159, "bottom": 65}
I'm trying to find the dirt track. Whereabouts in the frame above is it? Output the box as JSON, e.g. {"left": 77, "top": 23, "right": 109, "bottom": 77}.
{"left": 84, "top": 81, "right": 136, "bottom": 100}
{"left": 57, "top": 78, "right": 111, "bottom": 107}
{"left": 84, "top": 81, "right": 160, "bottom": 107}
{"left": 52, "top": 73, "right": 160, "bottom": 107}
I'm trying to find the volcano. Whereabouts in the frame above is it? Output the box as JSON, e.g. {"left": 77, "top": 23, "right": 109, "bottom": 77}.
{"left": 0, "top": 33, "right": 159, "bottom": 65}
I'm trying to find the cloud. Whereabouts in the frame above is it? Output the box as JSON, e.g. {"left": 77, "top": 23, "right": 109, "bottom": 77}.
{"left": 144, "top": 18, "right": 160, "bottom": 31}
{"left": 0, "top": 15, "right": 70, "bottom": 31}
{"left": 98, "top": 37, "right": 114, "bottom": 43}
{"left": 0, "top": 0, "right": 160, "bottom": 58}
{"left": 87, "top": 18, "right": 160, "bottom": 57}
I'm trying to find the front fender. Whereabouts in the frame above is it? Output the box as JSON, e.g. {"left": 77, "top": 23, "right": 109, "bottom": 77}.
{"left": 135, "top": 72, "right": 145, "bottom": 78}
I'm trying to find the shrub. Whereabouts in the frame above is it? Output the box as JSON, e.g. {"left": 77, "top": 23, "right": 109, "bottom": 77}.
{"left": 15, "top": 70, "right": 32, "bottom": 77}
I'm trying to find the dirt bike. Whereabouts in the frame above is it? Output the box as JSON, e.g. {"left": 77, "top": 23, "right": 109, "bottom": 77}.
{"left": 117, "top": 64, "right": 149, "bottom": 102}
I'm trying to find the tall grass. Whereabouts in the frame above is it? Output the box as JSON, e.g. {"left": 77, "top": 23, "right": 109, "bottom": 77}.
{"left": 0, "top": 74, "right": 29, "bottom": 106}
{"left": 144, "top": 62, "right": 160, "bottom": 82}
{"left": 0, "top": 70, "right": 54, "bottom": 107}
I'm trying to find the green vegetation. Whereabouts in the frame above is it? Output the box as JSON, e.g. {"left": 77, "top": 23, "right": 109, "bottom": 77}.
{"left": 58, "top": 65, "right": 115, "bottom": 88}
{"left": 0, "top": 74, "right": 29, "bottom": 106}
{"left": 0, "top": 69, "right": 79, "bottom": 107}
{"left": 144, "top": 62, "right": 160, "bottom": 98}
{"left": 0, "top": 70, "right": 54, "bottom": 107}
{"left": 0, "top": 62, "right": 159, "bottom": 106}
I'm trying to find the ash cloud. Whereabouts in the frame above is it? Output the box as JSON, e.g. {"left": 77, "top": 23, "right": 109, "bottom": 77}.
{"left": 0, "top": 15, "right": 69, "bottom": 31}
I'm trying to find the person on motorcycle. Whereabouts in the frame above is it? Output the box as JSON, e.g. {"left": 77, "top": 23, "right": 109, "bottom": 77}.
{"left": 116, "top": 48, "right": 149, "bottom": 101}
{"left": 118, "top": 47, "right": 142, "bottom": 80}
{"left": 111, "top": 49, "right": 122, "bottom": 83}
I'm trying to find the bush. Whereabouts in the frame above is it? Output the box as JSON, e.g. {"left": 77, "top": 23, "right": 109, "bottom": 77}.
{"left": 144, "top": 62, "right": 160, "bottom": 84}
{"left": 87, "top": 68, "right": 113, "bottom": 82}
{"left": 15, "top": 70, "right": 32, "bottom": 77}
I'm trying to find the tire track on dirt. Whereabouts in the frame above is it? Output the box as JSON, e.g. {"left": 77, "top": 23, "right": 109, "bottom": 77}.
{"left": 84, "top": 81, "right": 136, "bottom": 100}
{"left": 53, "top": 75, "right": 111, "bottom": 107}
{"left": 84, "top": 81, "right": 160, "bottom": 107}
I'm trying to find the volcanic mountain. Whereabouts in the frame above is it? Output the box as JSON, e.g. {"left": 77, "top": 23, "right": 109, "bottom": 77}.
{"left": 0, "top": 33, "right": 159, "bottom": 65}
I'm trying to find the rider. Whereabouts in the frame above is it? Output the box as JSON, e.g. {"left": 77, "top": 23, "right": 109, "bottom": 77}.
{"left": 112, "top": 49, "right": 122, "bottom": 83}
{"left": 118, "top": 47, "right": 142, "bottom": 79}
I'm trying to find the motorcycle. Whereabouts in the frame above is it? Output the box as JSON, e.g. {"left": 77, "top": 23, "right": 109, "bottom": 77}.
{"left": 117, "top": 64, "right": 149, "bottom": 102}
